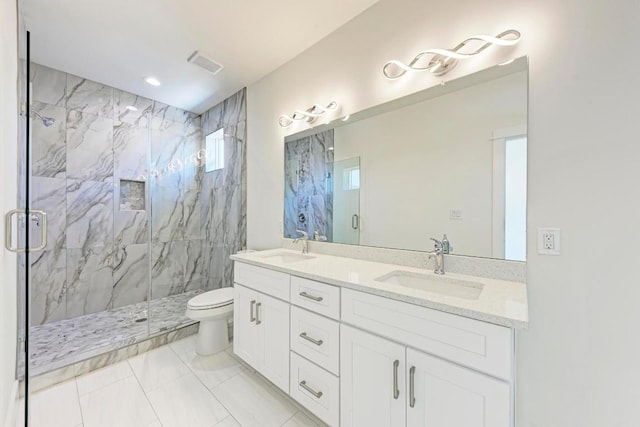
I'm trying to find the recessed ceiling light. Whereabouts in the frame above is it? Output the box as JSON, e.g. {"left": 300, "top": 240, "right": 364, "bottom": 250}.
{"left": 126, "top": 105, "right": 138, "bottom": 111}
{"left": 145, "top": 76, "right": 161, "bottom": 86}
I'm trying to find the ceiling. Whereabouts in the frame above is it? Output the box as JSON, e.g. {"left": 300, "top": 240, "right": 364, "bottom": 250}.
{"left": 21, "top": 0, "right": 379, "bottom": 114}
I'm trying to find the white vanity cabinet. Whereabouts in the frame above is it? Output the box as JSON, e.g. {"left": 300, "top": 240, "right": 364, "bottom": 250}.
{"left": 406, "top": 348, "right": 510, "bottom": 427}
{"left": 340, "top": 325, "right": 407, "bottom": 427}
{"left": 232, "top": 258, "right": 519, "bottom": 427}
{"left": 233, "top": 263, "right": 291, "bottom": 392}
{"left": 341, "top": 324, "right": 510, "bottom": 427}
{"left": 341, "top": 288, "right": 513, "bottom": 427}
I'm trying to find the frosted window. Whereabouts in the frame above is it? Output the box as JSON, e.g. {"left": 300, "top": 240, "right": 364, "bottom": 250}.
{"left": 205, "top": 128, "right": 224, "bottom": 172}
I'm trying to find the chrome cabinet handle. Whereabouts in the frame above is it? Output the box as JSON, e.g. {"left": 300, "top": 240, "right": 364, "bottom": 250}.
{"left": 300, "top": 332, "right": 323, "bottom": 346}
{"left": 4, "top": 209, "right": 47, "bottom": 253}
{"left": 249, "top": 300, "right": 256, "bottom": 323}
{"left": 393, "top": 360, "right": 400, "bottom": 399}
{"left": 299, "top": 291, "right": 323, "bottom": 302}
{"left": 299, "top": 380, "right": 323, "bottom": 399}
{"left": 255, "top": 302, "right": 262, "bottom": 325}
{"left": 409, "top": 366, "right": 416, "bottom": 408}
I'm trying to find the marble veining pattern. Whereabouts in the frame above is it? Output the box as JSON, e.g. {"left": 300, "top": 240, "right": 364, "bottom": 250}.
{"left": 66, "top": 179, "right": 114, "bottom": 249}
{"left": 284, "top": 130, "right": 334, "bottom": 240}
{"left": 31, "top": 102, "right": 67, "bottom": 178}
{"left": 66, "top": 74, "right": 114, "bottom": 118}
{"left": 28, "top": 64, "right": 246, "bottom": 375}
{"left": 66, "top": 110, "right": 114, "bottom": 182}
{"left": 26, "top": 291, "right": 201, "bottom": 376}
{"left": 30, "top": 63, "right": 66, "bottom": 106}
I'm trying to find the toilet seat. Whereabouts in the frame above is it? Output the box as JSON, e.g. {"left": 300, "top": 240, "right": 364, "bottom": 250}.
{"left": 187, "top": 287, "right": 234, "bottom": 310}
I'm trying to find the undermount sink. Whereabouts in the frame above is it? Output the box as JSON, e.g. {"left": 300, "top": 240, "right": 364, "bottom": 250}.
{"left": 262, "top": 251, "right": 316, "bottom": 263}
{"left": 375, "top": 270, "right": 484, "bottom": 300}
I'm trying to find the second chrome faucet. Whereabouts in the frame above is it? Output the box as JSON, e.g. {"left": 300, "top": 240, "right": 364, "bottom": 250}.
{"left": 294, "top": 230, "right": 309, "bottom": 254}
{"left": 428, "top": 234, "right": 451, "bottom": 275}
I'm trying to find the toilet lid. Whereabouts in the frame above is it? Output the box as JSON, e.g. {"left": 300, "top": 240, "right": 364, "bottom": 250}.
{"left": 187, "top": 288, "right": 234, "bottom": 310}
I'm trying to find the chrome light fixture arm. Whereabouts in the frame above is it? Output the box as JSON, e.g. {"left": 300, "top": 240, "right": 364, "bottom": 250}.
{"left": 383, "top": 29, "right": 521, "bottom": 79}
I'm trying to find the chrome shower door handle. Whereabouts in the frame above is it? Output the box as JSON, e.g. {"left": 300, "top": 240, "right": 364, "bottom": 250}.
{"left": 5, "top": 209, "right": 24, "bottom": 253}
{"left": 5, "top": 209, "right": 47, "bottom": 253}
{"left": 352, "top": 214, "right": 359, "bottom": 230}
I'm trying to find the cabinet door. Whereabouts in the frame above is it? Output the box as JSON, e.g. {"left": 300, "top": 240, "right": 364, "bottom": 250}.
{"left": 257, "top": 292, "right": 290, "bottom": 392}
{"left": 233, "top": 284, "right": 260, "bottom": 368}
{"left": 406, "top": 348, "right": 511, "bottom": 427}
{"left": 341, "top": 325, "right": 406, "bottom": 427}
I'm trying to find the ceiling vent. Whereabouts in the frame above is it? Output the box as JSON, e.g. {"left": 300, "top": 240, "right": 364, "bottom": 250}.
{"left": 187, "top": 51, "right": 223, "bottom": 76}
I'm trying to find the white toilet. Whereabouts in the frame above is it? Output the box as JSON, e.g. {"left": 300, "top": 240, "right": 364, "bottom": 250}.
{"left": 185, "top": 287, "right": 234, "bottom": 356}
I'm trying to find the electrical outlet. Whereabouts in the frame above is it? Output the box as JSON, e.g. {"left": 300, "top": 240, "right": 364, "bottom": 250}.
{"left": 450, "top": 209, "right": 463, "bottom": 220}
{"left": 538, "top": 228, "right": 560, "bottom": 255}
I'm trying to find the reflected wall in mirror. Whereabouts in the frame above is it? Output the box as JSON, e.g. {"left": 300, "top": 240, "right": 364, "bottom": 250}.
{"left": 284, "top": 57, "right": 528, "bottom": 261}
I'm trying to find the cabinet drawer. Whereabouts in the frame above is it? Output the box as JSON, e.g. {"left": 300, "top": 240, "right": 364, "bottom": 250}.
{"left": 291, "top": 306, "right": 340, "bottom": 375}
{"left": 234, "top": 262, "right": 290, "bottom": 301}
{"left": 341, "top": 289, "right": 513, "bottom": 380}
{"left": 290, "top": 352, "right": 340, "bottom": 427}
{"left": 290, "top": 276, "right": 340, "bottom": 319}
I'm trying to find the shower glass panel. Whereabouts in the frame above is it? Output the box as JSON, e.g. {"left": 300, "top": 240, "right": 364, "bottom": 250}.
{"left": 148, "top": 105, "right": 205, "bottom": 335}
{"left": 24, "top": 59, "right": 154, "bottom": 381}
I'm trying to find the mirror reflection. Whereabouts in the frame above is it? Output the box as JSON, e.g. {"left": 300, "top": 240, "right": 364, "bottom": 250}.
{"left": 284, "top": 57, "right": 528, "bottom": 261}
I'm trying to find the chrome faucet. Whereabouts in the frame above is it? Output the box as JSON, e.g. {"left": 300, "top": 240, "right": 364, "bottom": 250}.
{"left": 313, "top": 230, "right": 328, "bottom": 242}
{"left": 428, "top": 237, "right": 445, "bottom": 275}
{"left": 294, "top": 230, "right": 309, "bottom": 254}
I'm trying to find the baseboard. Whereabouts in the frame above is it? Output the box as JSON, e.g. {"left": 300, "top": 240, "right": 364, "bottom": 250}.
{"left": 3, "top": 380, "right": 19, "bottom": 427}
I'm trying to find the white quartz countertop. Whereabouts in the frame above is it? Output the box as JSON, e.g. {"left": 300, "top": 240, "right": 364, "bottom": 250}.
{"left": 231, "top": 248, "right": 528, "bottom": 329}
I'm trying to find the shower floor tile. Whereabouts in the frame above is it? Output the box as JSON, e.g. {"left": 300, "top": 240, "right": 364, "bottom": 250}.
{"left": 26, "top": 290, "right": 202, "bottom": 376}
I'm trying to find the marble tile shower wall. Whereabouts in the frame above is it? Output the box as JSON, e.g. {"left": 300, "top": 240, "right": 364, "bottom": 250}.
{"left": 28, "top": 63, "right": 209, "bottom": 325}
{"left": 200, "top": 88, "right": 247, "bottom": 291}
{"left": 284, "top": 130, "right": 334, "bottom": 240}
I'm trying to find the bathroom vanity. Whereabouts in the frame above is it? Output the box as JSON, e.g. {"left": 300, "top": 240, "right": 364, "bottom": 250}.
{"left": 231, "top": 249, "right": 527, "bottom": 427}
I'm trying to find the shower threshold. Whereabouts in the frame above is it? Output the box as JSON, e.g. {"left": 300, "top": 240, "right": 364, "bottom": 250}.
{"left": 23, "top": 290, "right": 203, "bottom": 377}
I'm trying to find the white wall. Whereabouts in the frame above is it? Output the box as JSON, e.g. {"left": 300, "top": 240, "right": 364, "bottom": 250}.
{"left": 0, "top": 0, "right": 19, "bottom": 423}
{"left": 333, "top": 71, "right": 526, "bottom": 256}
{"left": 247, "top": 0, "right": 640, "bottom": 425}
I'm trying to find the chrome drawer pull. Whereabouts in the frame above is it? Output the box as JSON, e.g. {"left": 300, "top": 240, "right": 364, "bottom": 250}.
{"left": 256, "top": 302, "right": 262, "bottom": 325}
{"left": 300, "top": 332, "right": 323, "bottom": 346}
{"left": 299, "top": 380, "right": 323, "bottom": 399}
{"left": 409, "top": 366, "right": 416, "bottom": 408}
{"left": 393, "top": 360, "right": 400, "bottom": 399}
{"left": 249, "top": 300, "right": 256, "bottom": 323}
{"left": 299, "top": 291, "right": 323, "bottom": 302}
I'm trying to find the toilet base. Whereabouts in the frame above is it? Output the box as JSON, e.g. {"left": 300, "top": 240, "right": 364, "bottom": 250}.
{"left": 196, "top": 317, "right": 231, "bottom": 356}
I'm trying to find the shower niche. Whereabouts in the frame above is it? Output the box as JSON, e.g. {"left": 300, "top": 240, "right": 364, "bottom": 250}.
{"left": 119, "top": 179, "right": 146, "bottom": 211}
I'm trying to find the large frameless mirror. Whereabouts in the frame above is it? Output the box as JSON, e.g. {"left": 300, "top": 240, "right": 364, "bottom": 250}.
{"left": 284, "top": 57, "right": 528, "bottom": 261}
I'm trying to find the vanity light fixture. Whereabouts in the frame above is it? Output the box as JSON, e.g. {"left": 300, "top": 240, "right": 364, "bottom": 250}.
{"left": 383, "top": 29, "right": 521, "bottom": 80}
{"left": 278, "top": 101, "right": 338, "bottom": 128}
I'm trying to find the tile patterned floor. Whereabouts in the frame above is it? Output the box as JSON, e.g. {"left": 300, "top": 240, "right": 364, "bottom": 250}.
{"left": 26, "top": 291, "right": 202, "bottom": 376}
{"left": 19, "top": 335, "right": 326, "bottom": 427}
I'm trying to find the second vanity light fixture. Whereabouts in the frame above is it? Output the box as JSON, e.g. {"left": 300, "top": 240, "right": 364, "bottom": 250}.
{"left": 383, "top": 29, "right": 521, "bottom": 80}
{"left": 279, "top": 101, "right": 339, "bottom": 128}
